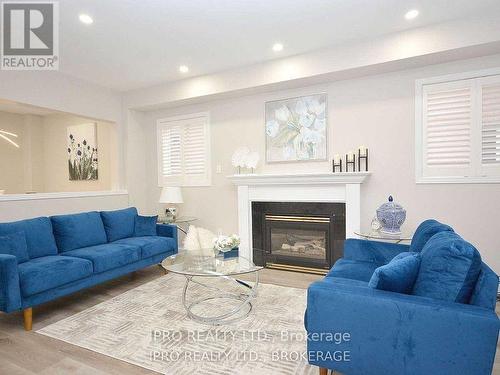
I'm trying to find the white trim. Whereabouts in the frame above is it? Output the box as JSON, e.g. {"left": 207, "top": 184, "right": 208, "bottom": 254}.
{"left": 415, "top": 67, "right": 500, "bottom": 87}
{"left": 415, "top": 68, "right": 500, "bottom": 184}
{"left": 0, "top": 190, "right": 128, "bottom": 202}
{"left": 227, "top": 172, "right": 370, "bottom": 186}
{"left": 416, "top": 177, "right": 500, "bottom": 184}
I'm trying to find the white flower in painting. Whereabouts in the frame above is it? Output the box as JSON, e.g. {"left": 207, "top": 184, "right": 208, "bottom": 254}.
{"left": 244, "top": 151, "right": 260, "bottom": 169}
{"left": 275, "top": 105, "right": 291, "bottom": 122}
{"left": 313, "top": 118, "right": 326, "bottom": 131}
{"left": 283, "top": 144, "right": 294, "bottom": 159}
{"left": 295, "top": 100, "right": 308, "bottom": 115}
{"left": 299, "top": 113, "right": 315, "bottom": 128}
{"left": 307, "top": 99, "right": 326, "bottom": 116}
{"left": 231, "top": 147, "right": 250, "bottom": 168}
{"left": 300, "top": 126, "right": 323, "bottom": 145}
{"left": 266, "top": 120, "right": 279, "bottom": 138}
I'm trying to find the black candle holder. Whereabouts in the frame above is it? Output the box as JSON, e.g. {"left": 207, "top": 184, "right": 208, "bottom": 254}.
{"left": 358, "top": 148, "right": 369, "bottom": 171}
{"left": 332, "top": 158, "right": 343, "bottom": 173}
{"left": 346, "top": 154, "right": 356, "bottom": 172}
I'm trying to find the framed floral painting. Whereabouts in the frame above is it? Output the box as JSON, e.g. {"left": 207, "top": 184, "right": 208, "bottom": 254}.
{"left": 67, "top": 123, "right": 98, "bottom": 180}
{"left": 265, "top": 93, "right": 327, "bottom": 162}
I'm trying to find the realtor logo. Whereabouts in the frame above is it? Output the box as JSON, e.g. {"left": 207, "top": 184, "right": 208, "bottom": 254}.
{"left": 1, "top": 1, "right": 59, "bottom": 70}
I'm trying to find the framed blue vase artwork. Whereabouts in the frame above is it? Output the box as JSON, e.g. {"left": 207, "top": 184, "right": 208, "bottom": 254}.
{"left": 265, "top": 93, "right": 327, "bottom": 163}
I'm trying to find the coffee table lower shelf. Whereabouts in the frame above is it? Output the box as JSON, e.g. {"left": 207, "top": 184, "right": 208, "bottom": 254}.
{"left": 181, "top": 272, "right": 259, "bottom": 325}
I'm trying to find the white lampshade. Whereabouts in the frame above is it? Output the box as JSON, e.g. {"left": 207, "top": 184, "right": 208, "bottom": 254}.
{"left": 159, "top": 187, "right": 183, "bottom": 204}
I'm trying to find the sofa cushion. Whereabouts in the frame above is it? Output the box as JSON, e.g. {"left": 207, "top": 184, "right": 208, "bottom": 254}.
{"left": 322, "top": 276, "right": 369, "bottom": 288}
{"left": 0, "top": 232, "right": 29, "bottom": 263}
{"left": 63, "top": 243, "right": 141, "bottom": 273}
{"left": 100, "top": 207, "right": 138, "bottom": 242}
{"left": 470, "top": 263, "right": 498, "bottom": 311}
{"left": 410, "top": 219, "right": 454, "bottom": 253}
{"left": 326, "top": 258, "right": 379, "bottom": 282}
{"left": 369, "top": 252, "right": 421, "bottom": 294}
{"left": 0, "top": 217, "right": 58, "bottom": 258}
{"left": 114, "top": 236, "right": 176, "bottom": 258}
{"left": 134, "top": 215, "right": 158, "bottom": 237}
{"left": 412, "top": 231, "right": 482, "bottom": 303}
{"left": 18, "top": 256, "right": 93, "bottom": 297}
{"left": 51, "top": 212, "right": 107, "bottom": 252}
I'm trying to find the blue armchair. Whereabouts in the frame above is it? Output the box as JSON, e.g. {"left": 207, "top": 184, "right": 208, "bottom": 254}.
{"left": 305, "top": 220, "right": 500, "bottom": 375}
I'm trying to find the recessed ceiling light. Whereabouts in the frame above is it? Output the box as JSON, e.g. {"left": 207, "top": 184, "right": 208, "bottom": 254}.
{"left": 79, "top": 14, "right": 93, "bottom": 25}
{"left": 405, "top": 9, "right": 419, "bottom": 20}
{"left": 179, "top": 65, "right": 189, "bottom": 73}
{"left": 272, "top": 43, "right": 284, "bottom": 52}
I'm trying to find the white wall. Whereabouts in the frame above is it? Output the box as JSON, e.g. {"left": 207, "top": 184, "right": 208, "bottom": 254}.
{"left": 42, "top": 114, "right": 118, "bottom": 193}
{"left": 0, "top": 111, "right": 26, "bottom": 193}
{"left": 143, "top": 54, "right": 500, "bottom": 272}
{"left": 0, "top": 194, "right": 129, "bottom": 222}
{"left": 0, "top": 71, "right": 128, "bottom": 220}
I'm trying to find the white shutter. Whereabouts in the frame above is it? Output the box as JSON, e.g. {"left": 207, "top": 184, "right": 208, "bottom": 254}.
{"left": 159, "top": 124, "right": 182, "bottom": 177}
{"left": 422, "top": 80, "right": 474, "bottom": 178}
{"left": 479, "top": 76, "right": 500, "bottom": 177}
{"left": 157, "top": 113, "right": 211, "bottom": 186}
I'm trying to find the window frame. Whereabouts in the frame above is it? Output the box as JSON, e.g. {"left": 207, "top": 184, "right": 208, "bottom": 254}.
{"left": 415, "top": 67, "right": 500, "bottom": 184}
{"left": 156, "top": 112, "right": 211, "bottom": 187}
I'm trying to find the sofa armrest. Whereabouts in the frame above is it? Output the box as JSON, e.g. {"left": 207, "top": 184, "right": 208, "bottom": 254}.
{"left": 156, "top": 224, "right": 178, "bottom": 247}
{"left": 305, "top": 279, "right": 500, "bottom": 375}
{"left": 0, "top": 254, "right": 22, "bottom": 313}
{"left": 343, "top": 238, "right": 410, "bottom": 265}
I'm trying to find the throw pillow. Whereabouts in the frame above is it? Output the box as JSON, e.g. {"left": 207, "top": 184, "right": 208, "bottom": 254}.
{"left": 412, "top": 231, "right": 482, "bottom": 303}
{"left": 0, "top": 231, "right": 30, "bottom": 263}
{"left": 369, "top": 252, "right": 421, "bottom": 294}
{"left": 100, "top": 207, "right": 138, "bottom": 242}
{"left": 134, "top": 215, "right": 158, "bottom": 237}
{"left": 410, "top": 219, "right": 454, "bottom": 252}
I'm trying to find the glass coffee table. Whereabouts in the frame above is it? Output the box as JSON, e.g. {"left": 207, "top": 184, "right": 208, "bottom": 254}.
{"left": 161, "top": 249, "right": 262, "bottom": 325}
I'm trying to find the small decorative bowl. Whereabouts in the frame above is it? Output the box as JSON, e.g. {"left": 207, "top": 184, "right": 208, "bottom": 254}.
{"left": 376, "top": 195, "right": 406, "bottom": 235}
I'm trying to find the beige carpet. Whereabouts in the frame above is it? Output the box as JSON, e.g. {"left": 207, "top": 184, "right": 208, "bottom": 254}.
{"left": 37, "top": 274, "right": 316, "bottom": 375}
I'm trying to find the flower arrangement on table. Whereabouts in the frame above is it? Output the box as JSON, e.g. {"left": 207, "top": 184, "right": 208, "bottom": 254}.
{"left": 213, "top": 234, "right": 240, "bottom": 253}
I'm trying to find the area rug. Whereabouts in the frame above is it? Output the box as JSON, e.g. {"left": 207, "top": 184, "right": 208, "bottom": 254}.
{"left": 37, "top": 274, "right": 316, "bottom": 375}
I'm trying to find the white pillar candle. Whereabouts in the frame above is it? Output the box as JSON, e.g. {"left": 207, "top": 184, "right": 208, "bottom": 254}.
{"left": 358, "top": 145, "right": 367, "bottom": 156}
{"left": 334, "top": 154, "right": 340, "bottom": 163}
{"left": 347, "top": 151, "right": 354, "bottom": 161}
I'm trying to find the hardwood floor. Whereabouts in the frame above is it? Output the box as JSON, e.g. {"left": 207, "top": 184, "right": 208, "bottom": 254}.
{"left": 0, "top": 266, "right": 497, "bottom": 374}
{"left": 0, "top": 267, "right": 321, "bottom": 374}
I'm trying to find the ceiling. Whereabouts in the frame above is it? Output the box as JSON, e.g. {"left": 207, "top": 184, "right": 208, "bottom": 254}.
{"left": 59, "top": 0, "right": 500, "bottom": 92}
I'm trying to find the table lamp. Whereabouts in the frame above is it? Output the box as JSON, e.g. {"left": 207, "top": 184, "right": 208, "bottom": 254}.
{"left": 159, "top": 187, "right": 183, "bottom": 222}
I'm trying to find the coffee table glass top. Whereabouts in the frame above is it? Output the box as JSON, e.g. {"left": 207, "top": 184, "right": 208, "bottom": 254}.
{"left": 161, "top": 249, "right": 262, "bottom": 277}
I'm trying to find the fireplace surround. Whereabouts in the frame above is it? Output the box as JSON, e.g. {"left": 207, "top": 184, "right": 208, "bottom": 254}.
{"left": 228, "top": 172, "right": 370, "bottom": 263}
{"left": 252, "top": 202, "right": 345, "bottom": 274}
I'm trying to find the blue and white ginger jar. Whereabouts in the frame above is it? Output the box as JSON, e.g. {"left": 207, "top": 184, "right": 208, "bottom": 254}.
{"left": 376, "top": 195, "right": 406, "bottom": 235}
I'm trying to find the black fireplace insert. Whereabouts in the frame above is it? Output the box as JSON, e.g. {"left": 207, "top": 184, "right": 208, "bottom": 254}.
{"left": 252, "top": 202, "right": 345, "bottom": 274}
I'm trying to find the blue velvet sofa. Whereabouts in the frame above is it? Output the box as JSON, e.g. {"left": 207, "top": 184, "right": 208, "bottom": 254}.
{"left": 0, "top": 207, "right": 177, "bottom": 330}
{"left": 305, "top": 220, "right": 499, "bottom": 375}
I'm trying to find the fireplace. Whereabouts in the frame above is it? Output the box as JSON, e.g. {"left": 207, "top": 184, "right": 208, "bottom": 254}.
{"left": 252, "top": 202, "right": 345, "bottom": 274}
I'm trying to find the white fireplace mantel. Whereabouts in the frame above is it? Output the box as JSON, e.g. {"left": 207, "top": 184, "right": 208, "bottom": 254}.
{"left": 227, "top": 172, "right": 370, "bottom": 260}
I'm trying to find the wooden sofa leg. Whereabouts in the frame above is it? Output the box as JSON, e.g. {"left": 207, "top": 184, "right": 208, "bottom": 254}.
{"left": 319, "top": 368, "right": 328, "bottom": 375}
{"left": 158, "top": 264, "right": 168, "bottom": 275}
{"left": 23, "top": 308, "right": 32, "bottom": 331}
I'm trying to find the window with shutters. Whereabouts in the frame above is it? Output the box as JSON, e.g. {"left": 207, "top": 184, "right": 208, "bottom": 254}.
{"left": 416, "top": 70, "right": 500, "bottom": 183}
{"left": 157, "top": 113, "right": 211, "bottom": 186}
